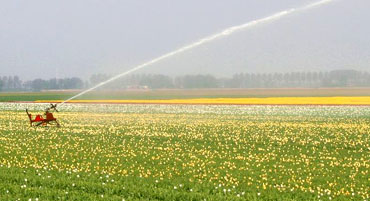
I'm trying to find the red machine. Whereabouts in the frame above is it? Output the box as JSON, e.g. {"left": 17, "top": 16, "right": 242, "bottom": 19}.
{"left": 26, "top": 104, "right": 60, "bottom": 127}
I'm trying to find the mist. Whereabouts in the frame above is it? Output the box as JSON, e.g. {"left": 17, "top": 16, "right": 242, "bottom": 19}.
{"left": 1, "top": 0, "right": 369, "bottom": 80}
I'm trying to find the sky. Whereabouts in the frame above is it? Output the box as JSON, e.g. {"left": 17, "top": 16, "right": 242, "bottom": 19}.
{"left": 0, "top": 0, "right": 369, "bottom": 80}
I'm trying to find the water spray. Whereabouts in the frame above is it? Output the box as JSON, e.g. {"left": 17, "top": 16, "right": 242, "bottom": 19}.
{"left": 59, "top": 0, "right": 336, "bottom": 107}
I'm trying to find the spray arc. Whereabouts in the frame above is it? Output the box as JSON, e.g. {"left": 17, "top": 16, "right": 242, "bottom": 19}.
{"left": 60, "top": 0, "right": 336, "bottom": 107}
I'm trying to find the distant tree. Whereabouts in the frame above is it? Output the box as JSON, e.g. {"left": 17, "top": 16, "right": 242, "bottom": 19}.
{"left": 3, "top": 70, "right": 370, "bottom": 92}
{"left": 181, "top": 74, "right": 218, "bottom": 89}
{"left": 364, "top": 72, "right": 370, "bottom": 86}
{"left": 272, "top": 73, "right": 282, "bottom": 88}
{"left": 47, "top": 78, "right": 59, "bottom": 89}
{"left": 1, "top": 76, "right": 8, "bottom": 90}
{"left": 228, "top": 73, "right": 243, "bottom": 88}
{"left": 84, "top": 80, "right": 89, "bottom": 89}
{"left": 311, "top": 72, "right": 319, "bottom": 87}
{"left": 69, "top": 77, "right": 84, "bottom": 89}
{"left": 139, "top": 74, "right": 173, "bottom": 89}
{"left": 13, "top": 76, "right": 22, "bottom": 89}
{"left": 90, "top": 74, "right": 110, "bottom": 86}
{"left": 7, "top": 76, "right": 14, "bottom": 90}
{"left": 30, "top": 79, "right": 47, "bottom": 91}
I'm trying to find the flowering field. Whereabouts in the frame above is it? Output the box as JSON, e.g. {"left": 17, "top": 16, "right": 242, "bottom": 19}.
{"left": 0, "top": 103, "right": 369, "bottom": 200}
{"left": 35, "top": 96, "right": 370, "bottom": 105}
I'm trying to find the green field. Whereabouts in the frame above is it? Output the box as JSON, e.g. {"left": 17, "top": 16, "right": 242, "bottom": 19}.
{"left": 0, "top": 103, "right": 369, "bottom": 200}
{"left": 2, "top": 88, "right": 370, "bottom": 102}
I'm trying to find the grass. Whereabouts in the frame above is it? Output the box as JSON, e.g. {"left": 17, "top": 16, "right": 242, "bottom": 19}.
{"left": 0, "top": 103, "right": 369, "bottom": 200}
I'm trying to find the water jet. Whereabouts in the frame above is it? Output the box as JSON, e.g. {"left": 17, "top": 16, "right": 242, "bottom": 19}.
{"left": 60, "top": 0, "right": 336, "bottom": 107}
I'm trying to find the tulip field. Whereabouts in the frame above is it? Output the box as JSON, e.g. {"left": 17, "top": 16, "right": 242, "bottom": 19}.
{"left": 0, "top": 103, "right": 369, "bottom": 200}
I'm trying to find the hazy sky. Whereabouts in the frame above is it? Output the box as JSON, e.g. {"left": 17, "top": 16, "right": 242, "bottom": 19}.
{"left": 1, "top": 0, "right": 369, "bottom": 80}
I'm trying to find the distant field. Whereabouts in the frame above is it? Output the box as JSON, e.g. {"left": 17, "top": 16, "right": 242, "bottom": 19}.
{"left": 33, "top": 97, "right": 370, "bottom": 106}
{"left": 1, "top": 88, "right": 370, "bottom": 102}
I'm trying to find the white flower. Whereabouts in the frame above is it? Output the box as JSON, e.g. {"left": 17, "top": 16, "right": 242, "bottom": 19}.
{"left": 257, "top": 192, "right": 261, "bottom": 196}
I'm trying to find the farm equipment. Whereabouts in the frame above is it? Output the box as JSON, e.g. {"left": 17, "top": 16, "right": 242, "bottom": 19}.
{"left": 26, "top": 104, "right": 60, "bottom": 127}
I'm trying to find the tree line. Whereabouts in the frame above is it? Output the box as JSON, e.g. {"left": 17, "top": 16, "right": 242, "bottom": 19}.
{"left": 1, "top": 70, "right": 370, "bottom": 92}
{"left": 0, "top": 77, "right": 85, "bottom": 92}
